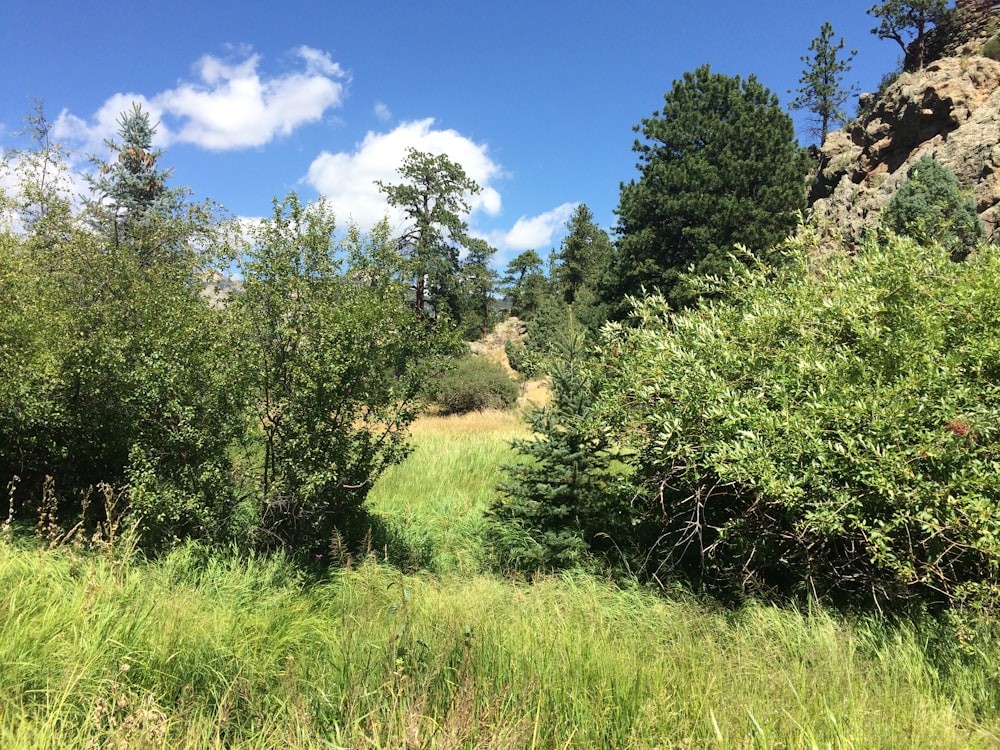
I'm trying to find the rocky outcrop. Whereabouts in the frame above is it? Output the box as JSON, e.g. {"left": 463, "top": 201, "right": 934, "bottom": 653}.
{"left": 809, "top": 52, "right": 1000, "bottom": 246}
{"left": 917, "top": 0, "right": 1000, "bottom": 70}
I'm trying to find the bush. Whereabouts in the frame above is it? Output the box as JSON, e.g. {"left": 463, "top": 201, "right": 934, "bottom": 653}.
{"left": 882, "top": 155, "right": 986, "bottom": 260}
{"left": 503, "top": 339, "right": 539, "bottom": 379}
{"left": 232, "top": 198, "right": 444, "bottom": 558}
{"left": 595, "top": 232, "right": 1000, "bottom": 613}
{"left": 434, "top": 355, "right": 518, "bottom": 414}
{"left": 981, "top": 35, "right": 1000, "bottom": 62}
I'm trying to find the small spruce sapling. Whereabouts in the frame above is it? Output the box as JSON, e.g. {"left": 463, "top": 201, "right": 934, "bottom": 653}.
{"left": 489, "top": 325, "right": 633, "bottom": 571}
{"left": 882, "top": 155, "right": 986, "bottom": 260}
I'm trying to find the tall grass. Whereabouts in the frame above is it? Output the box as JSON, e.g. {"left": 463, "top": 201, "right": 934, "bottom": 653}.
{"left": 2, "top": 543, "right": 999, "bottom": 748}
{"left": 3, "top": 407, "right": 1000, "bottom": 747}
{"left": 365, "top": 410, "right": 528, "bottom": 573}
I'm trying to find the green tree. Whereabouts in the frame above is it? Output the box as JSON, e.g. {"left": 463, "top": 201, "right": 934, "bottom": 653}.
{"left": 868, "top": 0, "right": 950, "bottom": 70}
{"left": 232, "top": 194, "right": 445, "bottom": 556}
{"left": 489, "top": 329, "right": 634, "bottom": 572}
{"left": 4, "top": 101, "right": 75, "bottom": 235}
{"left": 882, "top": 155, "right": 986, "bottom": 260}
{"left": 377, "top": 148, "right": 481, "bottom": 318}
{"left": 789, "top": 22, "right": 858, "bottom": 144}
{"left": 85, "top": 103, "right": 189, "bottom": 267}
{"left": 458, "top": 237, "right": 499, "bottom": 339}
{"left": 1, "top": 108, "right": 237, "bottom": 548}
{"left": 553, "top": 204, "right": 612, "bottom": 305}
{"left": 612, "top": 65, "right": 809, "bottom": 311}
{"left": 501, "top": 249, "right": 549, "bottom": 320}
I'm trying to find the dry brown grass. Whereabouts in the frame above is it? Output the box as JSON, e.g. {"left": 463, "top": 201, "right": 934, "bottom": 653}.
{"left": 517, "top": 377, "right": 551, "bottom": 408}
{"left": 410, "top": 409, "right": 528, "bottom": 438}
{"left": 413, "top": 377, "right": 549, "bottom": 438}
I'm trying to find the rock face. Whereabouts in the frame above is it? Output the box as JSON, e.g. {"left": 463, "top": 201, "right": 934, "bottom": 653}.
{"left": 809, "top": 53, "right": 1000, "bottom": 247}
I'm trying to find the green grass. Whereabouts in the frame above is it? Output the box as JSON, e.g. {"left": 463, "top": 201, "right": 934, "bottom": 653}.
{"left": 2, "top": 409, "right": 1000, "bottom": 748}
{"left": 365, "top": 410, "right": 527, "bottom": 573}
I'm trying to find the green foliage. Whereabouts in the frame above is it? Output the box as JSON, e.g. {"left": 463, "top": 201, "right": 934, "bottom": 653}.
{"left": 882, "top": 155, "right": 986, "bottom": 260}
{"left": 432, "top": 355, "right": 519, "bottom": 415}
{"left": 596, "top": 233, "right": 1000, "bottom": 612}
{"left": 489, "top": 333, "right": 635, "bottom": 572}
{"left": 612, "top": 64, "right": 809, "bottom": 311}
{"left": 501, "top": 249, "right": 549, "bottom": 320}
{"left": 789, "top": 22, "right": 858, "bottom": 144}
{"left": 868, "top": 0, "right": 950, "bottom": 69}
{"left": 982, "top": 35, "right": 1000, "bottom": 61}
{"left": 0, "top": 107, "right": 237, "bottom": 549}
{"left": 231, "top": 195, "right": 442, "bottom": 556}
{"left": 503, "top": 338, "right": 540, "bottom": 379}
{"left": 518, "top": 295, "right": 572, "bottom": 374}
{"left": 376, "top": 148, "right": 481, "bottom": 320}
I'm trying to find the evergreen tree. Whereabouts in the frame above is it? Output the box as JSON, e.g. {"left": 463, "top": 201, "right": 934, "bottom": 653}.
{"left": 86, "top": 103, "right": 186, "bottom": 267}
{"left": 882, "top": 155, "right": 986, "bottom": 260}
{"left": 553, "top": 204, "right": 612, "bottom": 304}
{"left": 612, "top": 65, "right": 808, "bottom": 311}
{"left": 789, "top": 22, "right": 858, "bottom": 145}
{"left": 489, "top": 329, "right": 633, "bottom": 571}
{"left": 377, "top": 148, "right": 481, "bottom": 318}
{"left": 501, "top": 249, "right": 549, "bottom": 320}
{"left": 459, "top": 237, "right": 499, "bottom": 338}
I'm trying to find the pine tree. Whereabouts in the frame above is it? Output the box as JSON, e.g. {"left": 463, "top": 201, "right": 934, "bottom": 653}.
{"left": 553, "top": 204, "right": 612, "bottom": 305}
{"left": 789, "top": 22, "right": 858, "bottom": 144}
{"left": 501, "top": 249, "right": 548, "bottom": 320}
{"left": 459, "top": 237, "right": 499, "bottom": 338}
{"left": 489, "top": 328, "right": 632, "bottom": 571}
{"left": 612, "top": 65, "right": 808, "bottom": 311}
{"left": 377, "top": 148, "right": 481, "bottom": 318}
{"left": 86, "top": 103, "right": 185, "bottom": 266}
{"left": 868, "top": 0, "right": 950, "bottom": 70}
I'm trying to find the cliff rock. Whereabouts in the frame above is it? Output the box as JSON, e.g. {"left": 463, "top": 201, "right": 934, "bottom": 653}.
{"left": 809, "top": 52, "right": 1000, "bottom": 246}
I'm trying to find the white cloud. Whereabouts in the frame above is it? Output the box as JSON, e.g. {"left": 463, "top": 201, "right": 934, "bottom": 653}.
{"left": 374, "top": 102, "right": 392, "bottom": 122}
{"left": 53, "top": 93, "right": 164, "bottom": 155}
{"left": 52, "top": 47, "right": 348, "bottom": 153}
{"left": 486, "top": 202, "right": 578, "bottom": 253}
{"left": 304, "top": 118, "right": 503, "bottom": 230}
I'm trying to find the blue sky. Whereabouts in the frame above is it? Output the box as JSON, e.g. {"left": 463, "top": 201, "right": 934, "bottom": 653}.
{"left": 1, "top": 1, "right": 903, "bottom": 266}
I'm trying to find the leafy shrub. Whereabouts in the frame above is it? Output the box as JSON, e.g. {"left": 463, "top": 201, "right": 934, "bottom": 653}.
{"left": 233, "top": 198, "right": 444, "bottom": 558}
{"left": 0, "top": 110, "right": 239, "bottom": 550}
{"left": 434, "top": 355, "right": 518, "bottom": 414}
{"left": 981, "top": 36, "right": 1000, "bottom": 62}
{"left": 596, "top": 233, "right": 1000, "bottom": 613}
{"left": 503, "top": 339, "right": 539, "bottom": 379}
{"left": 882, "top": 155, "right": 986, "bottom": 260}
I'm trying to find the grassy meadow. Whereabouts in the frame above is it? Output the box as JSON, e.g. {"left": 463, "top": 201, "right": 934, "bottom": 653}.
{"left": 3, "top": 402, "right": 1000, "bottom": 748}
